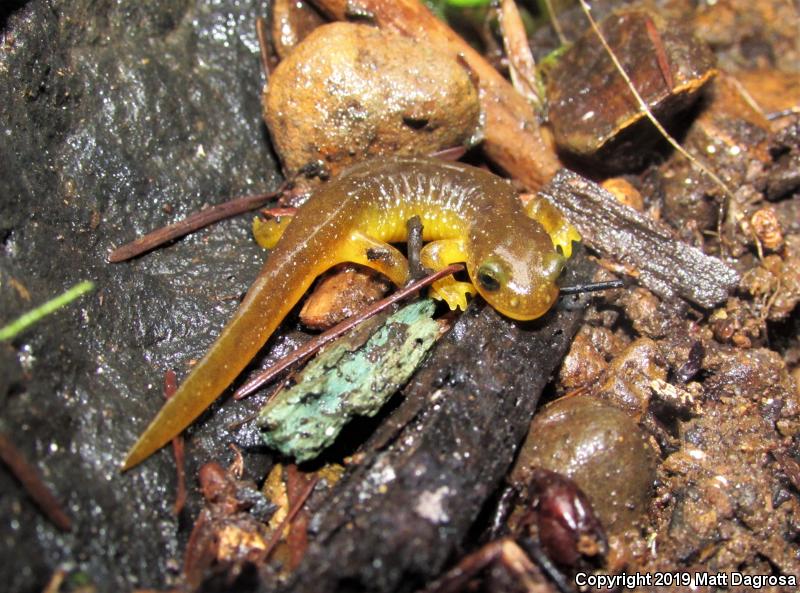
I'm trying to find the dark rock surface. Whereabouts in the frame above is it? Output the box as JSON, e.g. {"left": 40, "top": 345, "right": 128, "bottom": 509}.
{"left": 0, "top": 1, "right": 277, "bottom": 591}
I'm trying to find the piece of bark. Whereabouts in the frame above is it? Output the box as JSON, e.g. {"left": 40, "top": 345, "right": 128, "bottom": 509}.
{"left": 540, "top": 170, "right": 738, "bottom": 308}
{"left": 269, "top": 251, "right": 595, "bottom": 593}
{"left": 309, "top": 0, "right": 561, "bottom": 191}
{"left": 258, "top": 300, "right": 441, "bottom": 462}
{"left": 546, "top": 9, "right": 716, "bottom": 171}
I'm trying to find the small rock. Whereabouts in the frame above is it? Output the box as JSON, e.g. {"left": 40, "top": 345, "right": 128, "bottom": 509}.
{"left": 512, "top": 395, "right": 659, "bottom": 535}
{"left": 263, "top": 22, "right": 482, "bottom": 180}
{"left": 299, "top": 264, "right": 391, "bottom": 330}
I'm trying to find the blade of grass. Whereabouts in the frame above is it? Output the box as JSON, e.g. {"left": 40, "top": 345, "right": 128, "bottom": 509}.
{"left": 0, "top": 280, "right": 95, "bottom": 341}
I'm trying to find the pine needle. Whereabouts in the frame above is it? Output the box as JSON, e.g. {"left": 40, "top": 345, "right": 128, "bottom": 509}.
{"left": 577, "top": 0, "right": 734, "bottom": 202}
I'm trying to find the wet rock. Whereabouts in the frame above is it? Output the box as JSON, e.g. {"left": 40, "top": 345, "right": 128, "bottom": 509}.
{"left": 263, "top": 22, "right": 482, "bottom": 181}
{"left": 0, "top": 1, "right": 277, "bottom": 591}
{"left": 512, "top": 395, "right": 659, "bottom": 536}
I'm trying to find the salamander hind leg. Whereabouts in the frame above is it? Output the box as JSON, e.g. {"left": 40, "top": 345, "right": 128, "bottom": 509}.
{"left": 524, "top": 197, "right": 581, "bottom": 258}
{"left": 420, "top": 239, "right": 476, "bottom": 311}
{"left": 253, "top": 214, "right": 294, "bottom": 249}
{"left": 340, "top": 231, "right": 409, "bottom": 287}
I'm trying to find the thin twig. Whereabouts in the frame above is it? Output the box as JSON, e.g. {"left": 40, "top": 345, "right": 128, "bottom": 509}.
{"left": 234, "top": 263, "right": 464, "bottom": 399}
{"left": 406, "top": 216, "right": 427, "bottom": 281}
{"left": 108, "top": 188, "right": 283, "bottom": 263}
{"left": 499, "top": 0, "right": 544, "bottom": 113}
{"left": 263, "top": 474, "right": 319, "bottom": 561}
{"left": 0, "top": 281, "right": 94, "bottom": 341}
{"left": 0, "top": 433, "right": 72, "bottom": 531}
{"left": 577, "top": 0, "right": 734, "bottom": 203}
{"left": 164, "top": 370, "right": 187, "bottom": 516}
{"left": 256, "top": 16, "right": 272, "bottom": 83}
{"left": 559, "top": 279, "right": 624, "bottom": 295}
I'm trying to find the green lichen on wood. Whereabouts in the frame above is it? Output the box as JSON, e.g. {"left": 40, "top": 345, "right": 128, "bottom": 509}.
{"left": 257, "top": 299, "right": 440, "bottom": 462}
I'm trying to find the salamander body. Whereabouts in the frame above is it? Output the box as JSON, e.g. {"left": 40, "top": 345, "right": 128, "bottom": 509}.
{"left": 123, "top": 157, "right": 579, "bottom": 469}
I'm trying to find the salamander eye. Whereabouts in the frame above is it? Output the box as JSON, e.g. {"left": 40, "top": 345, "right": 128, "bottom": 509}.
{"left": 477, "top": 261, "right": 505, "bottom": 292}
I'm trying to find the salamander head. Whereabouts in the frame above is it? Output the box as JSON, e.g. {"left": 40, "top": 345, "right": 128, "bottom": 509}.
{"left": 467, "top": 219, "right": 565, "bottom": 321}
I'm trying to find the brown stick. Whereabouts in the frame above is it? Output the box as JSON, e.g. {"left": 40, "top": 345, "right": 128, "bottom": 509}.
{"left": 285, "top": 465, "right": 312, "bottom": 570}
{"left": 0, "top": 433, "right": 71, "bottom": 531}
{"left": 234, "top": 263, "right": 464, "bottom": 399}
{"left": 310, "top": 0, "right": 561, "bottom": 190}
{"left": 540, "top": 170, "right": 738, "bottom": 307}
{"left": 163, "top": 370, "right": 187, "bottom": 516}
{"left": 108, "top": 188, "right": 283, "bottom": 263}
{"left": 263, "top": 474, "right": 319, "bottom": 561}
{"left": 499, "top": 0, "right": 543, "bottom": 112}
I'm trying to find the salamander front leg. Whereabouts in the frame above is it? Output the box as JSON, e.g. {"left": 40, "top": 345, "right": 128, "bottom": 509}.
{"left": 420, "top": 239, "right": 476, "bottom": 311}
{"left": 524, "top": 197, "right": 581, "bottom": 258}
{"left": 339, "top": 231, "right": 410, "bottom": 287}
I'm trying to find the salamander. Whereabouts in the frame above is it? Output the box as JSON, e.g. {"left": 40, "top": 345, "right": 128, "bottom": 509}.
{"left": 122, "top": 157, "right": 580, "bottom": 470}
